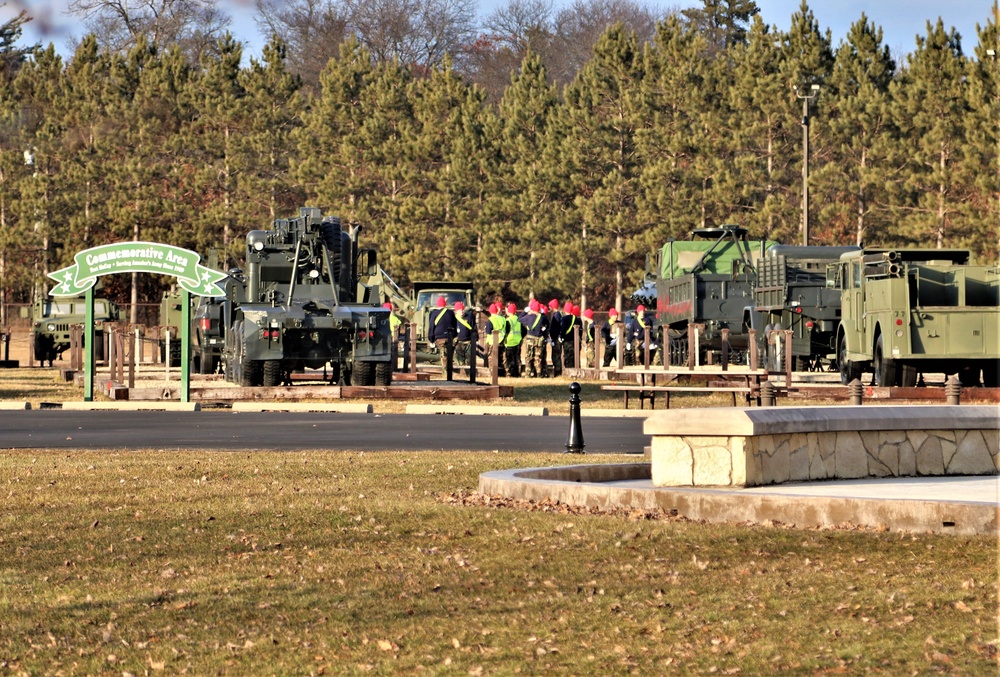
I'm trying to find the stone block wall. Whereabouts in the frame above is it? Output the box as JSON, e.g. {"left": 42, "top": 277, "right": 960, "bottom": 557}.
{"left": 646, "top": 406, "right": 999, "bottom": 487}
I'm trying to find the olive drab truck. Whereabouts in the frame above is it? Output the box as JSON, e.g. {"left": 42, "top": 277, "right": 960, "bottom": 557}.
{"left": 746, "top": 245, "right": 860, "bottom": 372}
{"left": 643, "top": 225, "right": 776, "bottom": 364}
{"left": 831, "top": 249, "right": 1000, "bottom": 387}
{"left": 25, "top": 295, "right": 120, "bottom": 366}
{"left": 222, "top": 207, "right": 393, "bottom": 387}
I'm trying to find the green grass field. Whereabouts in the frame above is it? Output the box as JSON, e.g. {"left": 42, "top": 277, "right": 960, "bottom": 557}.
{"left": 0, "top": 450, "right": 996, "bottom": 674}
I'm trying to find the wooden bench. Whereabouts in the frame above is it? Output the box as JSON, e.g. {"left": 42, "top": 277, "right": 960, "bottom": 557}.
{"left": 601, "top": 384, "right": 764, "bottom": 410}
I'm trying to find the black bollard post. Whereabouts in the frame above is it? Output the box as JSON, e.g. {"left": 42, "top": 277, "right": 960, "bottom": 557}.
{"left": 565, "top": 381, "right": 586, "bottom": 454}
{"left": 848, "top": 378, "right": 864, "bottom": 405}
{"left": 760, "top": 380, "right": 776, "bottom": 407}
{"left": 945, "top": 374, "right": 962, "bottom": 405}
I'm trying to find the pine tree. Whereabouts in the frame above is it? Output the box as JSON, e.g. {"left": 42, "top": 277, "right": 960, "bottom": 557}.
{"left": 813, "top": 15, "right": 896, "bottom": 246}
{"left": 959, "top": 13, "right": 998, "bottom": 261}
{"left": 888, "top": 20, "right": 971, "bottom": 249}
{"left": 483, "top": 51, "right": 560, "bottom": 303}
{"left": 635, "top": 15, "right": 716, "bottom": 247}
{"left": 550, "top": 23, "right": 645, "bottom": 309}
{"left": 681, "top": 0, "right": 760, "bottom": 53}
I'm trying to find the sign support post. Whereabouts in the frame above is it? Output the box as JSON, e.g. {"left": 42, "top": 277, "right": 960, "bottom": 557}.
{"left": 180, "top": 288, "right": 191, "bottom": 402}
{"left": 85, "top": 288, "right": 95, "bottom": 402}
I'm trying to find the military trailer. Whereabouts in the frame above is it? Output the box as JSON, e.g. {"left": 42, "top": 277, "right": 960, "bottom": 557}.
{"left": 746, "top": 245, "right": 860, "bottom": 371}
{"left": 831, "top": 249, "right": 1000, "bottom": 387}
{"left": 222, "top": 207, "right": 393, "bottom": 387}
{"left": 25, "top": 295, "right": 119, "bottom": 366}
{"left": 645, "top": 225, "right": 775, "bottom": 364}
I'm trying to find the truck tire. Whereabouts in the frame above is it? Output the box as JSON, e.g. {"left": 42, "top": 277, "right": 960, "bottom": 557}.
{"left": 263, "top": 359, "right": 282, "bottom": 387}
{"left": 351, "top": 361, "right": 372, "bottom": 386}
{"left": 375, "top": 361, "right": 392, "bottom": 387}
{"left": 958, "top": 368, "right": 981, "bottom": 388}
{"left": 838, "top": 334, "right": 861, "bottom": 385}
{"left": 241, "top": 356, "right": 263, "bottom": 387}
{"left": 872, "top": 334, "right": 897, "bottom": 387}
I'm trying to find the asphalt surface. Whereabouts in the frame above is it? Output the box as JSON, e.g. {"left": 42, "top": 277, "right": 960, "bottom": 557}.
{"left": 0, "top": 410, "right": 646, "bottom": 454}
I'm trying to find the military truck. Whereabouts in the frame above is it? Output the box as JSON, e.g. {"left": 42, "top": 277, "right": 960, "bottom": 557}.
{"left": 222, "top": 207, "right": 393, "bottom": 387}
{"left": 642, "top": 225, "right": 775, "bottom": 364}
{"left": 745, "top": 245, "right": 859, "bottom": 371}
{"left": 157, "top": 287, "right": 188, "bottom": 367}
{"left": 193, "top": 294, "right": 225, "bottom": 374}
{"left": 831, "top": 249, "right": 1000, "bottom": 387}
{"left": 25, "top": 295, "right": 119, "bottom": 366}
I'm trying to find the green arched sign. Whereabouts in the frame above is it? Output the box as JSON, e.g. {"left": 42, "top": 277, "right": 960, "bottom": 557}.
{"left": 48, "top": 242, "right": 226, "bottom": 298}
{"left": 46, "top": 242, "right": 226, "bottom": 403}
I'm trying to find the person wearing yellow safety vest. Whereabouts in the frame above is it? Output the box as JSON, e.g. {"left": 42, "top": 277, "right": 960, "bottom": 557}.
{"left": 482, "top": 303, "right": 509, "bottom": 376}
{"left": 503, "top": 302, "right": 524, "bottom": 378}
{"left": 522, "top": 299, "right": 549, "bottom": 378}
{"left": 546, "top": 298, "right": 562, "bottom": 377}
{"left": 453, "top": 301, "right": 476, "bottom": 366}
{"left": 630, "top": 304, "right": 661, "bottom": 366}
{"left": 428, "top": 296, "right": 457, "bottom": 379}
{"left": 383, "top": 302, "right": 403, "bottom": 371}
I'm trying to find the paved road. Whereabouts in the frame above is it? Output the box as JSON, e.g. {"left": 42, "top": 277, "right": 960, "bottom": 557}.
{"left": 0, "top": 411, "right": 647, "bottom": 454}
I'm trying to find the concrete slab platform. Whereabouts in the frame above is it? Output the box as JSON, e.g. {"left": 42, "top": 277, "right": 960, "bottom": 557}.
{"left": 480, "top": 463, "right": 999, "bottom": 535}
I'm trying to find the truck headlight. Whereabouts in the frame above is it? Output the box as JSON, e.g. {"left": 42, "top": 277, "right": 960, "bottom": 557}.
{"left": 46, "top": 323, "right": 55, "bottom": 331}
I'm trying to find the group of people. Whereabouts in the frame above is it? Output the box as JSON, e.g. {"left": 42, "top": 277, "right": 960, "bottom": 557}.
{"left": 388, "top": 297, "right": 660, "bottom": 379}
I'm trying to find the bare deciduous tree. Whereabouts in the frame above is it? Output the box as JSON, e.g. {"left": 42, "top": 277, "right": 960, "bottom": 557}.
{"left": 66, "top": 0, "right": 232, "bottom": 60}
{"left": 549, "top": 0, "right": 665, "bottom": 85}
{"left": 255, "top": 0, "right": 348, "bottom": 90}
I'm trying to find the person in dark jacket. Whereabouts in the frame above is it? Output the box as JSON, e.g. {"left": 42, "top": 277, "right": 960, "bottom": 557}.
{"left": 558, "top": 301, "right": 579, "bottom": 370}
{"left": 522, "top": 299, "right": 548, "bottom": 378}
{"left": 428, "top": 296, "right": 457, "bottom": 379}
{"left": 546, "top": 298, "right": 562, "bottom": 377}
{"left": 453, "top": 301, "right": 476, "bottom": 367}
{"left": 602, "top": 308, "right": 622, "bottom": 368}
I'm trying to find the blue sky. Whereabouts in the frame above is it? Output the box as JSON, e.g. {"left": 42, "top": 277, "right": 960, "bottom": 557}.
{"left": 4, "top": 0, "right": 995, "bottom": 60}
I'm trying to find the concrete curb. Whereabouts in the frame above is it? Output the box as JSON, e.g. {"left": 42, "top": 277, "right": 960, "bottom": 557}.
{"left": 231, "top": 402, "right": 373, "bottom": 413}
{"left": 0, "top": 401, "right": 31, "bottom": 410}
{"left": 60, "top": 401, "right": 201, "bottom": 412}
{"left": 405, "top": 404, "right": 548, "bottom": 416}
{"left": 580, "top": 409, "right": 653, "bottom": 418}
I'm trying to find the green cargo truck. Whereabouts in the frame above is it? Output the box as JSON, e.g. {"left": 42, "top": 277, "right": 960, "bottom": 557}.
{"left": 25, "top": 295, "right": 119, "bottom": 366}
{"left": 830, "top": 249, "right": 1000, "bottom": 387}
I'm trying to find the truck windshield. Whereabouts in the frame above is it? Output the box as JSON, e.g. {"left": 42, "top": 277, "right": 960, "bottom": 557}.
{"left": 416, "top": 291, "right": 467, "bottom": 309}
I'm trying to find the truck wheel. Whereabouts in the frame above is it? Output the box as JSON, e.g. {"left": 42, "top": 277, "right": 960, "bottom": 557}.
{"left": 241, "top": 356, "right": 263, "bottom": 386}
{"left": 838, "top": 334, "right": 861, "bottom": 385}
{"left": 351, "top": 361, "right": 372, "bottom": 386}
{"left": 873, "top": 335, "right": 897, "bottom": 387}
{"left": 375, "top": 361, "right": 392, "bottom": 387}
{"left": 958, "top": 368, "right": 981, "bottom": 388}
{"left": 263, "top": 360, "right": 282, "bottom": 387}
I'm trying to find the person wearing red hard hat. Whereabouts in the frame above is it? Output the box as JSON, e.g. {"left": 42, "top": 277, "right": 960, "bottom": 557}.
{"left": 428, "top": 295, "right": 457, "bottom": 379}
{"left": 629, "top": 303, "right": 660, "bottom": 366}
{"left": 453, "top": 300, "right": 476, "bottom": 367}
{"left": 522, "top": 297, "right": 548, "bottom": 378}
{"left": 545, "top": 299, "right": 563, "bottom": 377}
{"left": 503, "top": 302, "right": 524, "bottom": 377}
{"left": 556, "top": 300, "right": 579, "bottom": 370}
{"left": 482, "top": 302, "right": 509, "bottom": 376}
{"left": 602, "top": 307, "right": 622, "bottom": 368}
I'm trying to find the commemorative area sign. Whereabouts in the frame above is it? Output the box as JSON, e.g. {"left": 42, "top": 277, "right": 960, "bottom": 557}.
{"left": 48, "top": 242, "right": 226, "bottom": 298}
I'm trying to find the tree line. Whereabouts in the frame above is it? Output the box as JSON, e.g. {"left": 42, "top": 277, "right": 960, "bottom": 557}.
{"left": 0, "top": 0, "right": 997, "bottom": 323}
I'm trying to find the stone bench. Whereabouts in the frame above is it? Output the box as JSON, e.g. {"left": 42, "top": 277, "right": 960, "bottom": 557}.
{"left": 643, "top": 405, "right": 999, "bottom": 487}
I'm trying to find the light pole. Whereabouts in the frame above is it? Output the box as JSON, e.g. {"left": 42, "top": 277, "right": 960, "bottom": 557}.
{"left": 795, "top": 84, "right": 820, "bottom": 246}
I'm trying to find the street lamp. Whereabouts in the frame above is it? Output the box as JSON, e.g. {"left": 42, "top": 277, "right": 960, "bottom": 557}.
{"left": 795, "top": 83, "right": 820, "bottom": 246}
